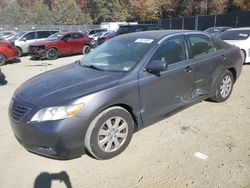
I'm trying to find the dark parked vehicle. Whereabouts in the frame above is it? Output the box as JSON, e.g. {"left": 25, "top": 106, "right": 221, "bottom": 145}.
{"left": 0, "top": 68, "right": 7, "bottom": 85}
{"left": 204, "top": 26, "right": 232, "bottom": 36}
{"left": 116, "top": 24, "right": 160, "bottom": 36}
{"left": 28, "top": 32, "right": 92, "bottom": 60}
{"left": 9, "top": 30, "right": 242, "bottom": 160}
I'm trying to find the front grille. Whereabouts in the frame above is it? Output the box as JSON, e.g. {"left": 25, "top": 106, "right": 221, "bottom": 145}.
{"left": 9, "top": 100, "right": 31, "bottom": 122}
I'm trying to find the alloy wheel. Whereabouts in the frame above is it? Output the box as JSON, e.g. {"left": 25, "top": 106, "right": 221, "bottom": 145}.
{"left": 220, "top": 75, "right": 232, "bottom": 98}
{"left": 98, "top": 117, "right": 128, "bottom": 153}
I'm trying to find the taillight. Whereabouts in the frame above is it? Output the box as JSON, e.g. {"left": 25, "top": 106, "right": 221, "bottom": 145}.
{"left": 239, "top": 50, "right": 245, "bottom": 63}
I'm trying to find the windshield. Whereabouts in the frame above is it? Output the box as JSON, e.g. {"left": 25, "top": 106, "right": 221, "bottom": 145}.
{"left": 48, "top": 33, "right": 63, "bottom": 41}
{"left": 80, "top": 36, "right": 155, "bottom": 72}
{"left": 10, "top": 31, "right": 26, "bottom": 41}
{"left": 220, "top": 30, "right": 250, "bottom": 40}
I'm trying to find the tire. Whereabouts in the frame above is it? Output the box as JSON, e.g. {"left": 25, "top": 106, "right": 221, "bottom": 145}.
{"left": 16, "top": 47, "right": 23, "bottom": 57}
{"left": 211, "top": 70, "right": 234, "bottom": 102}
{"left": 0, "top": 54, "right": 6, "bottom": 66}
{"left": 82, "top": 45, "right": 91, "bottom": 55}
{"left": 85, "top": 106, "right": 134, "bottom": 160}
{"left": 45, "top": 48, "right": 58, "bottom": 60}
{"left": 241, "top": 49, "right": 246, "bottom": 64}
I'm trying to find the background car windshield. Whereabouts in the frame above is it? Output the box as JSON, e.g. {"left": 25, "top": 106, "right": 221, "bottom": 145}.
{"left": 80, "top": 36, "right": 155, "bottom": 72}
{"left": 48, "top": 33, "right": 63, "bottom": 41}
{"left": 220, "top": 30, "right": 250, "bottom": 40}
{"left": 11, "top": 32, "right": 26, "bottom": 41}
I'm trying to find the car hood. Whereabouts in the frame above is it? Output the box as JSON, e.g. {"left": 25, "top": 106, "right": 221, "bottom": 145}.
{"left": 14, "top": 62, "right": 125, "bottom": 107}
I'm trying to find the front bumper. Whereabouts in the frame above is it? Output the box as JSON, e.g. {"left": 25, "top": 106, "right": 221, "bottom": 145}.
{"left": 8, "top": 98, "right": 90, "bottom": 160}
{"left": 28, "top": 47, "right": 46, "bottom": 58}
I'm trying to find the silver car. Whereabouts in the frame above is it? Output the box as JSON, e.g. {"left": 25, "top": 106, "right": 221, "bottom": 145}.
{"left": 10, "top": 30, "right": 59, "bottom": 56}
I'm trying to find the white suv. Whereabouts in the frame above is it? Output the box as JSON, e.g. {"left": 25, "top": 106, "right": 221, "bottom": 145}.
{"left": 10, "top": 30, "right": 59, "bottom": 56}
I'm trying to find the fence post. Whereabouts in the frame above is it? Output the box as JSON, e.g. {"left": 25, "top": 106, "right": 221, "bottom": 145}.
{"left": 182, "top": 17, "right": 184, "bottom": 30}
{"left": 235, "top": 12, "right": 239, "bottom": 28}
{"left": 214, "top": 14, "right": 217, "bottom": 27}
{"left": 195, "top": 16, "right": 198, "bottom": 30}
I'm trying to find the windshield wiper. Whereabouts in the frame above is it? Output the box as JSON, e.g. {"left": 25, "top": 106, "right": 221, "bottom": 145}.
{"left": 81, "top": 64, "right": 103, "bottom": 71}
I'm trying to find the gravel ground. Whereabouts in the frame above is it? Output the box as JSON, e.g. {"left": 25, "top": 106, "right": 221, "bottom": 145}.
{"left": 0, "top": 56, "right": 250, "bottom": 188}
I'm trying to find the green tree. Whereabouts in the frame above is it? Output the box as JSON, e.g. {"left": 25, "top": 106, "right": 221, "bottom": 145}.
{"left": 130, "top": 0, "right": 161, "bottom": 20}
{"left": 51, "top": 0, "right": 92, "bottom": 24}
{"left": 0, "top": 2, "right": 31, "bottom": 24}
{"left": 88, "top": 0, "right": 131, "bottom": 23}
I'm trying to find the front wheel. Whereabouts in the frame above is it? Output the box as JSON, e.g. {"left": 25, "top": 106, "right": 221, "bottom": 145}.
{"left": 85, "top": 106, "right": 134, "bottom": 160}
{"left": 0, "top": 54, "right": 6, "bottom": 66}
{"left": 82, "top": 45, "right": 91, "bottom": 55}
{"left": 211, "top": 70, "right": 234, "bottom": 102}
{"left": 45, "top": 48, "right": 58, "bottom": 60}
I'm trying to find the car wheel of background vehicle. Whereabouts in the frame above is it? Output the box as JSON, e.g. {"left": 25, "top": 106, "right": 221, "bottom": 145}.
{"left": 82, "top": 45, "right": 91, "bottom": 55}
{"left": 85, "top": 106, "right": 134, "bottom": 160}
{"left": 45, "top": 48, "right": 58, "bottom": 60}
{"left": 16, "top": 47, "right": 23, "bottom": 57}
{"left": 241, "top": 49, "right": 246, "bottom": 64}
{"left": 0, "top": 54, "right": 6, "bottom": 66}
{"left": 211, "top": 70, "right": 234, "bottom": 102}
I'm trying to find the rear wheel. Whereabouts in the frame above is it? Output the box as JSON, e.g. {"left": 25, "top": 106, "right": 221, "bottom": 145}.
{"left": 0, "top": 54, "right": 6, "bottom": 66}
{"left": 211, "top": 70, "right": 234, "bottom": 102}
{"left": 85, "top": 106, "right": 134, "bottom": 160}
{"left": 82, "top": 45, "right": 91, "bottom": 55}
{"left": 16, "top": 47, "right": 23, "bottom": 57}
{"left": 45, "top": 48, "right": 58, "bottom": 60}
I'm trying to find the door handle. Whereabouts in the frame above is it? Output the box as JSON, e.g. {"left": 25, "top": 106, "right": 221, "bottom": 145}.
{"left": 184, "top": 66, "right": 192, "bottom": 73}
{"left": 221, "top": 54, "right": 226, "bottom": 60}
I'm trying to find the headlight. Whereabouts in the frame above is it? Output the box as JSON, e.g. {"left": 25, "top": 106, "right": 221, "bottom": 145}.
{"left": 30, "top": 104, "right": 84, "bottom": 122}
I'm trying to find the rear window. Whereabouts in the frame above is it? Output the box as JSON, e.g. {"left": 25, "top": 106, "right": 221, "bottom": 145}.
{"left": 220, "top": 30, "right": 250, "bottom": 40}
{"left": 116, "top": 25, "right": 158, "bottom": 36}
{"left": 37, "top": 31, "right": 52, "bottom": 39}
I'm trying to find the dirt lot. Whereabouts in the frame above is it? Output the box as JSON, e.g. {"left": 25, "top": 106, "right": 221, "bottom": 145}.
{"left": 0, "top": 56, "right": 250, "bottom": 188}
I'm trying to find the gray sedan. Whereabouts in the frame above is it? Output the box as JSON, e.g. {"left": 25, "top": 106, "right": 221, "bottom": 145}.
{"left": 9, "top": 30, "right": 243, "bottom": 160}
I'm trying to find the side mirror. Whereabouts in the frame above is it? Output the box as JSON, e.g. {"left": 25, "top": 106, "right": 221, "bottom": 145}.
{"left": 146, "top": 60, "right": 168, "bottom": 72}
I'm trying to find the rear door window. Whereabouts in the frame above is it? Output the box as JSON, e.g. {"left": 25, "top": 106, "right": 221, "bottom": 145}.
{"left": 188, "top": 35, "right": 215, "bottom": 58}
{"left": 63, "top": 34, "right": 73, "bottom": 41}
{"left": 37, "top": 31, "right": 52, "bottom": 39}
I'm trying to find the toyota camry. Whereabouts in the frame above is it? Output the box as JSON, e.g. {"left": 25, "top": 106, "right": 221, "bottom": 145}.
{"left": 9, "top": 30, "right": 243, "bottom": 160}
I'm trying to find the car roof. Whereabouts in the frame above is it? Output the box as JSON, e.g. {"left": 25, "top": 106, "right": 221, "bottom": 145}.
{"left": 117, "top": 30, "right": 207, "bottom": 41}
{"left": 207, "top": 26, "right": 231, "bottom": 29}
{"left": 59, "top": 31, "right": 84, "bottom": 35}
{"left": 228, "top": 27, "right": 250, "bottom": 31}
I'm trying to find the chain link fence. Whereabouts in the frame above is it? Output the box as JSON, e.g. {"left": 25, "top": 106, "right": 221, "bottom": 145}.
{"left": 139, "top": 11, "right": 250, "bottom": 30}
{"left": 1, "top": 11, "right": 250, "bottom": 32}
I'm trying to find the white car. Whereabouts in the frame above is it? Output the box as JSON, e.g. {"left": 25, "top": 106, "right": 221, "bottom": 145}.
{"left": 9, "top": 30, "right": 59, "bottom": 56}
{"left": 220, "top": 27, "right": 250, "bottom": 63}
